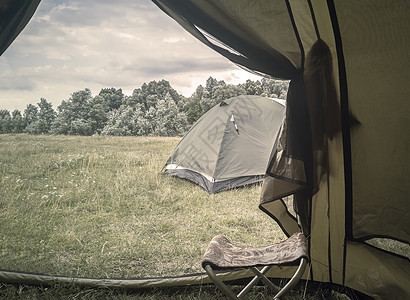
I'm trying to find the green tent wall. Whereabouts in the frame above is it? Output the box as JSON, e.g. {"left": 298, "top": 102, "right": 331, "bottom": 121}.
{"left": 152, "top": 0, "right": 410, "bottom": 299}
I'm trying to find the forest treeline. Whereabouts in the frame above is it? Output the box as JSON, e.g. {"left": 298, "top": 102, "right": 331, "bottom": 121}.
{"left": 0, "top": 77, "right": 288, "bottom": 136}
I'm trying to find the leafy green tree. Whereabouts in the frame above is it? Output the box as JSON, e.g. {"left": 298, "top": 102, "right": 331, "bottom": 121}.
{"left": 38, "top": 98, "right": 56, "bottom": 133}
{"left": 101, "top": 106, "right": 131, "bottom": 136}
{"left": 137, "top": 106, "right": 156, "bottom": 136}
{"left": 51, "top": 89, "right": 95, "bottom": 135}
{"left": 204, "top": 76, "right": 220, "bottom": 99}
{"left": 23, "top": 104, "right": 38, "bottom": 130}
{"left": 101, "top": 104, "right": 153, "bottom": 136}
{"left": 179, "top": 93, "right": 202, "bottom": 125}
{"left": 10, "top": 110, "right": 25, "bottom": 133}
{"left": 154, "top": 93, "right": 188, "bottom": 136}
{"left": 0, "top": 110, "right": 12, "bottom": 134}
{"left": 199, "top": 77, "right": 245, "bottom": 113}
{"left": 99, "top": 88, "right": 124, "bottom": 111}
{"left": 102, "top": 105, "right": 138, "bottom": 136}
{"left": 51, "top": 89, "right": 109, "bottom": 135}
{"left": 88, "top": 95, "right": 109, "bottom": 134}
{"left": 199, "top": 77, "right": 224, "bottom": 113}
{"left": 69, "top": 119, "right": 93, "bottom": 136}
{"left": 260, "top": 78, "right": 289, "bottom": 99}
{"left": 212, "top": 84, "right": 245, "bottom": 103}
{"left": 241, "top": 79, "right": 263, "bottom": 95}
{"left": 124, "top": 89, "right": 143, "bottom": 108}
{"left": 26, "top": 98, "right": 56, "bottom": 134}
{"left": 125, "top": 80, "right": 181, "bottom": 111}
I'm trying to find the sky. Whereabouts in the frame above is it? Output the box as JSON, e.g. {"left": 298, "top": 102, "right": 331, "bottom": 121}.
{"left": 0, "top": 0, "right": 262, "bottom": 112}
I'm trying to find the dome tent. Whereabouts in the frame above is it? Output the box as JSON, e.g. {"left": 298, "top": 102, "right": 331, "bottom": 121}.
{"left": 163, "top": 95, "right": 285, "bottom": 193}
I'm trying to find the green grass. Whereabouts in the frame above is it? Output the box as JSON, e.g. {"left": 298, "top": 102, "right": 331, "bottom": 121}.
{"left": 0, "top": 282, "right": 357, "bottom": 299}
{"left": 0, "top": 134, "right": 359, "bottom": 299}
{"left": 0, "top": 134, "right": 284, "bottom": 278}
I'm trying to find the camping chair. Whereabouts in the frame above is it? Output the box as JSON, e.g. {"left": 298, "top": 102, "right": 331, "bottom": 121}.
{"left": 202, "top": 232, "right": 308, "bottom": 299}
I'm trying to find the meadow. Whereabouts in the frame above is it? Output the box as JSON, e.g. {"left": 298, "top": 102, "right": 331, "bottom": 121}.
{"left": 0, "top": 134, "right": 355, "bottom": 299}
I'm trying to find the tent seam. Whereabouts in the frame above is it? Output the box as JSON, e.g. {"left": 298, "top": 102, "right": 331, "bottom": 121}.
{"left": 326, "top": 0, "right": 352, "bottom": 287}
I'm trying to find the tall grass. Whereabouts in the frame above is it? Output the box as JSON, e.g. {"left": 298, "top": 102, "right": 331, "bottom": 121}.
{"left": 0, "top": 134, "right": 364, "bottom": 299}
{"left": 0, "top": 134, "right": 283, "bottom": 279}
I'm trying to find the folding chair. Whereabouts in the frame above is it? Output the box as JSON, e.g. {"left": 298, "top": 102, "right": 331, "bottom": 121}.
{"left": 202, "top": 232, "right": 308, "bottom": 299}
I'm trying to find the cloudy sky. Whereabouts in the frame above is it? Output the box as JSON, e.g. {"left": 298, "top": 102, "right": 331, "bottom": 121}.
{"left": 0, "top": 0, "right": 261, "bottom": 112}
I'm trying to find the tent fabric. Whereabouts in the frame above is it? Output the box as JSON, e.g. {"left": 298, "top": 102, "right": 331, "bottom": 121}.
{"left": 0, "top": 266, "right": 302, "bottom": 290}
{"left": 153, "top": 1, "right": 300, "bottom": 79}
{"left": 1, "top": 0, "right": 409, "bottom": 298}
{"left": 335, "top": 0, "right": 410, "bottom": 243}
{"left": 153, "top": 0, "right": 410, "bottom": 299}
{"left": 163, "top": 95, "right": 285, "bottom": 193}
{"left": 0, "top": 0, "right": 41, "bottom": 56}
{"left": 0, "top": 268, "right": 245, "bottom": 289}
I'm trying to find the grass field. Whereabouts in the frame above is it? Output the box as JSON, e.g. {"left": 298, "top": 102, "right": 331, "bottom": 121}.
{"left": 0, "top": 134, "right": 285, "bottom": 277}
{"left": 0, "top": 134, "right": 359, "bottom": 299}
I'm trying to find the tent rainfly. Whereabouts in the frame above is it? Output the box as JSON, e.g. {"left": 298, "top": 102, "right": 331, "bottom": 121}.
{"left": 163, "top": 95, "right": 285, "bottom": 193}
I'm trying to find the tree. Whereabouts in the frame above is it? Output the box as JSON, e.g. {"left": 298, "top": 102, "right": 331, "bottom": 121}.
{"left": 0, "top": 110, "right": 12, "bottom": 134}
{"left": 260, "top": 78, "right": 289, "bottom": 99}
{"left": 125, "top": 80, "right": 181, "bottom": 111}
{"left": 198, "top": 77, "right": 246, "bottom": 113}
{"left": 179, "top": 93, "right": 202, "bottom": 125}
{"left": 199, "top": 77, "right": 225, "bottom": 113}
{"left": 51, "top": 89, "right": 109, "bottom": 135}
{"left": 102, "top": 105, "right": 137, "bottom": 136}
{"left": 241, "top": 79, "right": 262, "bottom": 95}
{"left": 101, "top": 104, "right": 152, "bottom": 136}
{"left": 154, "top": 93, "right": 188, "bottom": 136}
{"left": 23, "top": 104, "right": 38, "bottom": 131}
{"left": 38, "top": 98, "right": 56, "bottom": 134}
{"left": 26, "top": 98, "right": 56, "bottom": 134}
{"left": 136, "top": 106, "right": 156, "bottom": 136}
{"left": 11, "top": 110, "right": 25, "bottom": 133}
{"left": 51, "top": 89, "right": 95, "bottom": 135}
{"left": 88, "top": 95, "right": 109, "bottom": 134}
{"left": 99, "top": 88, "right": 124, "bottom": 111}
{"left": 212, "top": 84, "right": 245, "bottom": 102}
{"left": 204, "top": 76, "right": 220, "bottom": 99}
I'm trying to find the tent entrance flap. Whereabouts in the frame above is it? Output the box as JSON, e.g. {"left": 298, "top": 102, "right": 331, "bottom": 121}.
{"left": 153, "top": 0, "right": 410, "bottom": 298}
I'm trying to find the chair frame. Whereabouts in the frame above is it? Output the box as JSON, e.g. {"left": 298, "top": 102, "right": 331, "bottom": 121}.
{"left": 204, "top": 257, "right": 308, "bottom": 299}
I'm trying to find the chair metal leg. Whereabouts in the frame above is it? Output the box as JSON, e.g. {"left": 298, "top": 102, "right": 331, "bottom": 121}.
{"left": 273, "top": 257, "right": 308, "bottom": 299}
{"left": 237, "top": 265, "right": 279, "bottom": 298}
{"left": 204, "top": 265, "right": 238, "bottom": 299}
{"left": 249, "top": 266, "right": 281, "bottom": 294}
{"left": 205, "top": 258, "right": 308, "bottom": 299}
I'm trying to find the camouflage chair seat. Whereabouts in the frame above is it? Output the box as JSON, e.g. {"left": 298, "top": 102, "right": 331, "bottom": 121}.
{"left": 202, "top": 232, "right": 309, "bottom": 299}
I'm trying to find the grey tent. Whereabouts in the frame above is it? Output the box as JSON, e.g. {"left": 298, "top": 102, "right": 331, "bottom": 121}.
{"left": 163, "top": 95, "right": 285, "bottom": 193}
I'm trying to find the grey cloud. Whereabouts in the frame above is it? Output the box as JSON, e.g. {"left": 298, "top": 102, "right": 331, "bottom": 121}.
{"left": 34, "top": 0, "right": 166, "bottom": 29}
{"left": 0, "top": 0, "right": 253, "bottom": 111}
{"left": 0, "top": 76, "right": 36, "bottom": 91}
{"left": 22, "top": 0, "right": 169, "bottom": 43}
{"left": 127, "top": 58, "right": 233, "bottom": 77}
